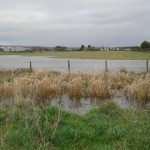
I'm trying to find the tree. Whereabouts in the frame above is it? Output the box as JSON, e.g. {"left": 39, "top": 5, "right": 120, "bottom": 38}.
{"left": 141, "top": 41, "right": 150, "bottom": 49}
{"left": 0, "top": 48, "right": 4, "bottom": 51}
{"left": 88, "top": 45, "right": 91, "bottom": 48}
{"left": 54, "top": 46, "right": 67, "bottom": 51}
{"left": 80, "top": 45, "right": 85, "bottom": 50}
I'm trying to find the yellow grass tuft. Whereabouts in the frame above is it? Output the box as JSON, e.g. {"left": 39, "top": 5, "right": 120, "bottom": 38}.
{"left": 0, "top": 82, "right": 13, "bottom": 98}
{"left": 124, "top": 79, "right": 150, "bottom": 102}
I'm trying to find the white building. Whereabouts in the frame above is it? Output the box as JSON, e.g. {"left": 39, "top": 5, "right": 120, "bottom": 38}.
{"left": 0, "top": 46, "right": 31, "bottom": 52}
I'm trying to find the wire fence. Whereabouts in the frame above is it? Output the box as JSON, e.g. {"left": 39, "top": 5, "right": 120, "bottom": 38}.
{"left": 0, "top": 56, "right": 149, "bottom": 72}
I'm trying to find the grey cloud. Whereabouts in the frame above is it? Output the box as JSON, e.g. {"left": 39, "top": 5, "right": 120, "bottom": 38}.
{"left": 0, "top": 0, "right": 150, "bottom": 46}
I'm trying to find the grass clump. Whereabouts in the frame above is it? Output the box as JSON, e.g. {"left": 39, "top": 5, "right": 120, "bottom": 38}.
{"left": 0, "top": 101, "right": 150, "bottom": 150}
{"left": 124, "top": 78, "right": 150, "bottom": 102}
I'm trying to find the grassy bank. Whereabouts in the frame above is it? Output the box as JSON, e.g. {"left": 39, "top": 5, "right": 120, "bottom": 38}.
{"left": 0, "top": 51, "right": 150, "bottom": 60}
{"left": 0, "top": 101, "right": 150, "bottom": 150}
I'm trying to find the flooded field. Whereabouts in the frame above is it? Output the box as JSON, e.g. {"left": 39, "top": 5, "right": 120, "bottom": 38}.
{"left": 0, "top": 55, "right": 149, "bottom": 72}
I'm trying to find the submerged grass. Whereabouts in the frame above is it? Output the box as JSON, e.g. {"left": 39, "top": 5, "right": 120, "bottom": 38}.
{"left": 0, "top": 101, "right": 150, "bottom": 150}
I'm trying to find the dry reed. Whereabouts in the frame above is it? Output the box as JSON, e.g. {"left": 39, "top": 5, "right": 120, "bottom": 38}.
{"left": 124, "top": 78, "right": 150, "bottom": 102}
{"left": 0, "top": 82, "right": 13, "bottom": 98}
{"left": 0, "top": 71, "right": 150, "bottom": 103}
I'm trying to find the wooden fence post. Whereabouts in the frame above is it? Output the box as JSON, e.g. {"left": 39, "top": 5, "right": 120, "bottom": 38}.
{"left": 68, "top": 60, "right": 70, "bottom": 72}
{"left": 30, "top": 61, "right": 32, "bottom": 71}
{"left": 146, "top": 60, "right": 148, "bottom": 72}
{"left": 105, "top": 60, "right": 108, "bottom": 72}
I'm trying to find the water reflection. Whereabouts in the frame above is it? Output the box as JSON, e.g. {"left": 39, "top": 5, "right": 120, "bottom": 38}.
{"left": 1, "top": 95, "right": 149, "bottom": 114}
{"left": 49, "top": 95, "right": 101, "bottom": 114}
{"left": 49, "top": 95, "right": 150, "bottom": 114}
{"left": 0, "top": 55, "right": 148, "bottom": 72}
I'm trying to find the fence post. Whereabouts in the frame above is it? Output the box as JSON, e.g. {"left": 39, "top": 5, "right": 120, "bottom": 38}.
{"left": 146, "top": 60, "right": 148, "bottom": 72}
{"left": 105, "top": 60, "right": 108, "bottom": 72}
{"left": 30, "top": 61, "right": 32, "bottom": 71}
{"left": 68, "top": 60, "right": 70, "bottom": 72}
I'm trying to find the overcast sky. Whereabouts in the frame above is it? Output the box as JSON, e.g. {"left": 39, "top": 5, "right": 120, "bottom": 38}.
{"left": 0, "top": 0, "right": 150, "bottom": 47}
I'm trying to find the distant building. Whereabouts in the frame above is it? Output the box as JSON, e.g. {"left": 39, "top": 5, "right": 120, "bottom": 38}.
{"left": 124, "top": 48, "right": 131, "bottom": 51}
{"left": 0, "top": 46, "right": 31, "bottom": 52}
{"left": 0, "top": 47, "right": 11, "bottom": 51}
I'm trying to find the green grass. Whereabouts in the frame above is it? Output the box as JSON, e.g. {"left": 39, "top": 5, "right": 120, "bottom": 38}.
{"left": 0, "top": 51, "right": 150, "bottom": 60}
{"left": 0, "top": 101, "right": 150, "bottom": 150}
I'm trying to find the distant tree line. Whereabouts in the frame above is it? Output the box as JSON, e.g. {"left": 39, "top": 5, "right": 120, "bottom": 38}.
{"left": 31, "top": 46, "right": 50, "bottom": 51}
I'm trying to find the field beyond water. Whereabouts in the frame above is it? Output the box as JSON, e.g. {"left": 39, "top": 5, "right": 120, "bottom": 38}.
{"left": 0, "top": 70, "right": 150, "bottom": 149}
{"left": 0, "top": 51, "right": 150, "bottom": 60}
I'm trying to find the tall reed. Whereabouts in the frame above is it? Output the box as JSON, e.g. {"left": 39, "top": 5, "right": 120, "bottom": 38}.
{"left": 124, "top": 79, "right": 150, "bottom": 102}
{"left": 0, "top": 71, "right": 149, "bottom": 103}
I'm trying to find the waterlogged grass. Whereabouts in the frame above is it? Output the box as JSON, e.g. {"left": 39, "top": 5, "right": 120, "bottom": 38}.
{"left": 0, "top": 101, "right": 150, "bottom": 150}
{"left": 0, "top": 51, "right": 150, "bottom": 60}
{"left": 0, "top": 70, "right": 150, "bottom": 102}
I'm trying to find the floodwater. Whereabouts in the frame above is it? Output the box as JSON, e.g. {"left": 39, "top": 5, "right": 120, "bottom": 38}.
{"left": 49, "top": 95, "right": 150, "bottom": 114}
{"left": 0, "top": 55, "right": 149, "bottom": 72}
{"left": 1, "top": 95, "right": 149, "bottom": 115}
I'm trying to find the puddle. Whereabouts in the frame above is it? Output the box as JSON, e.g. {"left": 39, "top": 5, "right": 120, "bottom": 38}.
{"left": 1, "top": 95, "right": 149, "bottom": 115}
